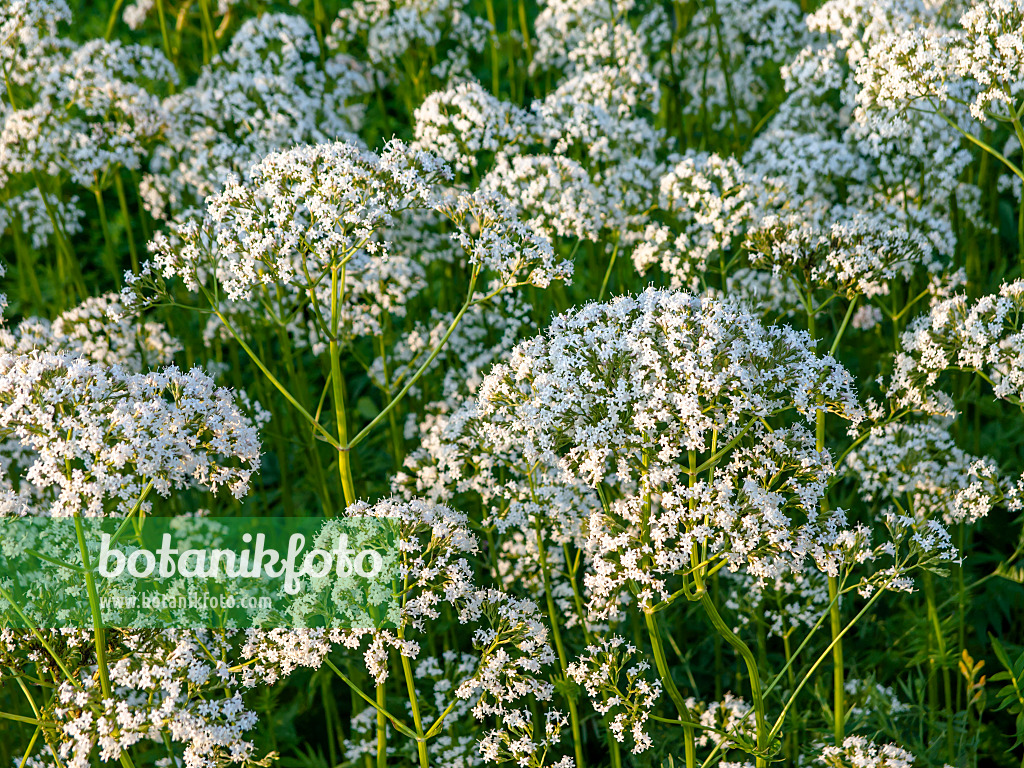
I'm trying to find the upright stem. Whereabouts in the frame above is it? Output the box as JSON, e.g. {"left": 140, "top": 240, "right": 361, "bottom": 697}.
{"left": 827, "top": 576, "right": 844, "bottom": 745}
{"left": 644, "top": 611, "right": 696, "bottom": 768}
{"left": 72, "top": 515, "right": 111, "bottom": 698}
{"left": 597, "top": 237, "right": 620, "bottom": 301}
{"left": 483, "top": 0, "right": 501, "bottom": 96}
{"left": 398, "top": 631, "right": 429, "bottom": 768}
{"left": 376, "top": 682, "right": 387, "bottom": 768}
{"left": 104, "top": 0, "right": 128, "bottom": 39}
{"left": 198, "top": 0, "right": 218, "bottom": 61}
{"left": 155, "top": 0, "right": 172, "bottom": 59}
{"left": 330, "top": 266, "right": 356, "bottom": 508}
{"left": 533, "top": 517, "right": 586, "bottom": 768}
{"left": 694, "top": 579, "right": 769, "bottom": 767}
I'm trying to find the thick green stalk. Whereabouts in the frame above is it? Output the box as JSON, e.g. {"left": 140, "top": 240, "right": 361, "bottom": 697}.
{"left": 376, "top": 682, "right": 387, "bottom": 768}
{"left": 72, "top": 514, "right": 111, "bottom": 699}
{"left": 694, "top": 577, "right": 769, "bottom": 767}
{"left": 329, "top": 266, "right": 357, "bottom": 507}
{"left": 198, "top": 0, "right": 218, "bottom": 60}
{"left": 644, "top": 611, "right": 696, "bottom": 768}
{"left": 827, "top": 576, "right": 844, "bottom": 744}
{"left": 533, "top": 518, "right": 586, "bottom": 768}
{"left": 398, "top": 634, "right": 430, "bottom": 768}
{"left": 329, "top": 337, "right": 356, "bottom": 507}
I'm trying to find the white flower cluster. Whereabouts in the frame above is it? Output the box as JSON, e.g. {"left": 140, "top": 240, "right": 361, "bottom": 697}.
{"left": 329, "top": 0, "right": 492, "bottom": 83}
{"left": 1, "top": 23, "right": 176, "bottom": 190}
{"left": 854, "top": 0, "right": 1024, "bottom": 124}
{"left": 52, "top": 631, "right": 261, "bottom": 768}
{"left": 479, "top": 289, "right": 864, "bottom": 610}
{"left": 746, "top": 211, "right": 943, "bottom": 299}
{"left": 0, "top": 293, "right": 180, "bottom": 370}
{"left": 889, "top": 280, "right": 1024, "bottom": 414}
{"left": 567, "top": 637, "right": 661, "bottom": 753}
{"left": 0, "top": 353, "right": 261, "bottom": 510}
{"left": 413, "top": 82, "right": 535, "bottom": 175}
{"left": 635, "top": 153, "right": 786, "bottom": 291}
{"left": 0, "top": 188, "right": 85, "bottom": 249}
{"left": 688, "top": 694, "right": 758, "bottom": 755}
{"left": 135, "top": 140, "right": 569, "bottom": 351}
{"left": 846, "top": 419, "right": 1009, "bottom": 525}
{"left": 816, "top": 735, "right": 916, "bottom": 768}
{"left": 675, "top": 0, "right": 809, "bottom": 131}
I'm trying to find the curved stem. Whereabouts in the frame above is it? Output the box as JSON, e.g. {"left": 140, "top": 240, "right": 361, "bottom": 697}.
{"left": 695, "top": 582, "right": 768, "bottom": 766}
{"left": 644, "top": 611, "right": 696, "bottom": 768}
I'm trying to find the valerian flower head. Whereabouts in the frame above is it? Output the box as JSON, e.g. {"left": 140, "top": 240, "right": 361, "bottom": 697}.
{"left": 1, "top": 293, "right": 180, "bottom": 371}
{"left": 888, "top": 280, "right": 1024, "bottom": 414}
{"left": 845, "top": 419, "right": 1009, "bottom": 525}
{"left": 478, "top": 289, "right": 864, "bottom": 611}
{"left": 567, "top": 637, "right": 661, "bottom": 753}
{"left": 0, "top": 353, "right": 261, "bottom": 511}
{"left": 142, "top": 13, "right": 369, "bottom": 220}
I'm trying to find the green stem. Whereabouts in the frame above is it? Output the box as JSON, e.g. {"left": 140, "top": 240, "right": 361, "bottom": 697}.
{"left": 330, "top": 336, "right": 356, "bottom": 507}
{"left": 198, "top": 0, "right": 218, "bottom": 61}
{"left": 345, "top": 271, "right": 478, "bottom": 452}
{"left": 376, "top": 681, "right": 387, "bottom": 768}
{"left": 598, "top": 238, "right": 620, "bottom": 301}
{"left": 398, "top": 628, "right": 429, "bottom": 768}
{"left": 695, "top": 582, "right": 769, "bottom": 766}
{"left": 72, "top": 514, "right": 111, "bottom": 698}
{"left": 104, "top": 0, "right": 128, "bottom": 39}
{"left": 827, "top": 575, "right": 844, "bottom": 745}
{"left": 330, "top": 265, "right": 356, "bottom": 507}
{"left": 323, "top": 658, "right": 419, "bottom": 741}
{"left": 113, "top": 175, "right": 139, "bottom": 274}
{"left": 0, "top": 711, "right": 42, "bottom": 726}
{"left": 483, "top": 0, "right": 501, "bottom": 96}
{"left": 644, "top": 611, "right": 696, "bottom": 768}
{"left": 210, "top": 306, "right": 342, "bottom": 450}
{"left": 769, "top": 574, "right": 895, "bottom": 742}
{"left": 533, "top": 517, "right": 586, "bottom": 768}
{"left": 93, "top": 187, "right": 122, "bottom": 288}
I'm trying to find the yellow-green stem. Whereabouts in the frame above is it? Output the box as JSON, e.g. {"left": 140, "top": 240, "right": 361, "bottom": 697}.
{"left": 827, "top": 575, "right": 844, "bottom": 745}
{"left": 644, "top": 611, "right": 697, "bottom": 768}
{"left": 397, "top": 624, "right": 429, "bottom": 768}
{"left": 376, "top": 682, "right": 387, "bottom": 768}
{"left": 533, "top": 517, "right": 586, "bottom": 768}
